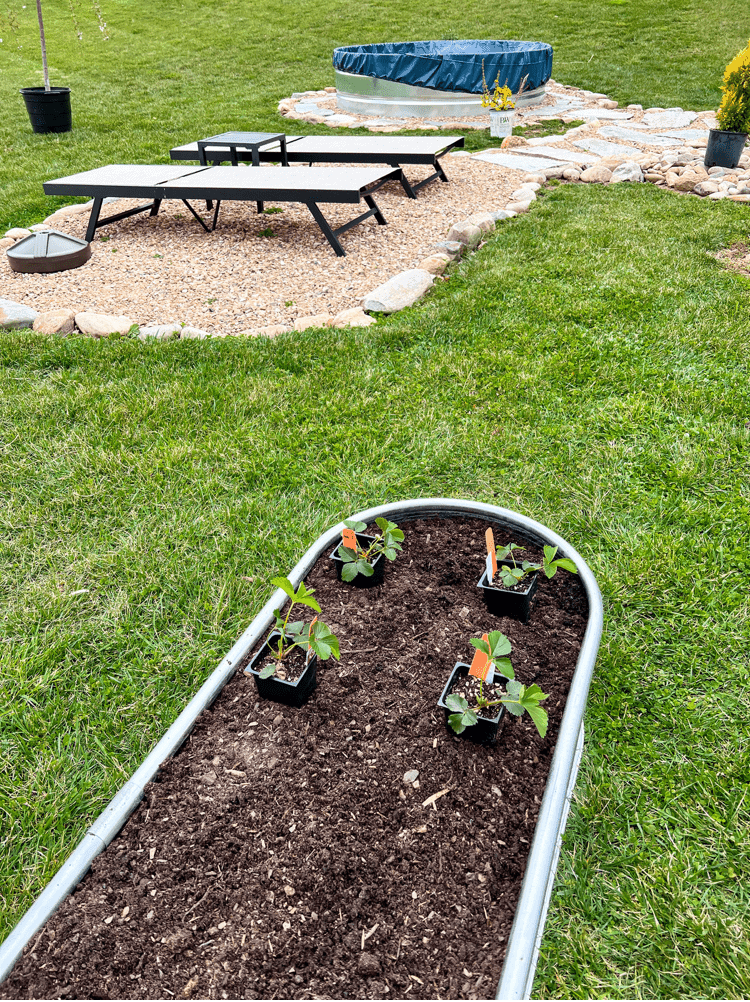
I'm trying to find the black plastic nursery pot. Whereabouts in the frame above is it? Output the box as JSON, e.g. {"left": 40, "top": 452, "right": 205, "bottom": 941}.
{"left": 20, "top": 86, "right": 72, "bottom": 134}
{"left": 704, "top": 128, "right": 748, "bottom": 169}
{"left": 244, "top": 631, "right": 317, "bottom": 708}
{"left": 0, "top": 500, "right": 603, "bottom": 1001}
{"left": 437, "top": 661, "right": 507, "bottom": 744}
{"left": 329, "top": 532, "right": 385, "bottom": 587}
{"left": 478, "top": 566, "right": 539, "bottom": 622}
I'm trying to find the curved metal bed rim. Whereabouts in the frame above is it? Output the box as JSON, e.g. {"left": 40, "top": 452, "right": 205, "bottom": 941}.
{"left": 0, "top": 498, "right": 603, "bottom": 1000}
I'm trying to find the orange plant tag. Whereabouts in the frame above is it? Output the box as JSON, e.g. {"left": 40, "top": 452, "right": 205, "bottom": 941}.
{"left": 468, "top": 632, "right": 491, "bottom": 681}
{"left": 485, "top": 527, "right": 497, "bottom": 575}
{"left": 342, "top": 527, "right": 358, "bottom": 551}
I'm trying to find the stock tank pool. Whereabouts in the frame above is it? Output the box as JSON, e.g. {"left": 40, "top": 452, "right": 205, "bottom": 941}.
{"left": 334, "top": 40, "right": 553, "bottom": 118}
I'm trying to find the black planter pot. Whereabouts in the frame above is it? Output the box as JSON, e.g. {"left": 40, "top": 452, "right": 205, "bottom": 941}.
{"left": 329, "top": 532, "right": 385, "bottom": 587}
{"left": 478, "top": 565, "right": 538, "bottom": 623}
{"left": 437, "top": 662, "right": 506, "bottom": 745}
{"left": 244, "top": 632, "right": 317, "bottom": 708}
{"left": 20, "top": 87, "right": 72, "bottom": 134}
{"left": 704, "top": 128, "right": 747, "bottom": 169}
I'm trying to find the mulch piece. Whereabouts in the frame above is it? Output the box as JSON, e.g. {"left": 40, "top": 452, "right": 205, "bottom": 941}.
{"left": 2, "top": 516, "right": 588, "bottom": 1001}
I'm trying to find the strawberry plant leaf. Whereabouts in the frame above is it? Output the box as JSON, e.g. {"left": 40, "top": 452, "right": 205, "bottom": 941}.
{"left": 258, "top": 664, "right": 276, "bottom": 679}
{"left": 356, "top": 559, "right": 374, "bottom": 577}
{"left": 446, "top": 693, "right": 468, "bottom": 713}
{"left": 341, "top": 562, "right": 358, "bottom": 582}
{"left": 344, "top": 519, "right": 367, "bottom": 531}
{"left": 271, "top": 576, "right": 296, "bottom": 600}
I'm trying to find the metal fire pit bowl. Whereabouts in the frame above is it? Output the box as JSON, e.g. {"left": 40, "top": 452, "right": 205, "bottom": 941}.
{"left": 7, "top": 229, "right": 91, "bottom": 273}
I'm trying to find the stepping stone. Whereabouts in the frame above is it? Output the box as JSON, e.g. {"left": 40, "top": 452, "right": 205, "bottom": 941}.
{"left": 363, "top": 118, "right": 408, "bottom": 126}
{"left": 573, "top": 138, "right": 643, "bottom": 159}
{"left": 516, "top": 145, "right": 594, "bottom": 163}
{"left": 642, "top": 110, "right": 698, "bottom": 128}
{"left": 575, "top": 109, "right": 634, "bottom": 120}
{"left": 533, "top": 102, "right": 585, "bottom": 118}
{"left": 473, "top": 152, "right": 569, "bottom": 171}
{"left": 653, "top": 128, "right": 710, "bottom": 140}
{"left": 599, "top": 126, "right": 680, "bottom": 147}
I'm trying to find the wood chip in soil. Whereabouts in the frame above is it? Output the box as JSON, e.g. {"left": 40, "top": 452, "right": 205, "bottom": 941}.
{"left": 1, "top": 516, "right": 589, "bottom": 1001}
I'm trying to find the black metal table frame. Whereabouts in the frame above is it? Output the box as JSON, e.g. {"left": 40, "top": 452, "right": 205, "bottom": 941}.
{"left": 173, "top": 135, "right": 465, "bottom": 198}
{"left": 197, "top": 132, "right": 290, "bottom": 213}
{"left": 77, "top": 169, "right": 402, "bottom": 257}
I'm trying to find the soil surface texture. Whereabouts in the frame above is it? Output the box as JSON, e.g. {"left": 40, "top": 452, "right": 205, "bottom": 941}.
{"left": 2, "top": 517, "right": 588, "bottom": 1001}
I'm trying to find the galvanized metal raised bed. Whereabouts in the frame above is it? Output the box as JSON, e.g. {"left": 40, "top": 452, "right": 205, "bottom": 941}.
{"left": 0, "top": 498, "right": 603, "bottom": 999}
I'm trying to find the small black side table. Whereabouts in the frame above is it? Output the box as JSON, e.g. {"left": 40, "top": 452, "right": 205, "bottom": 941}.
{"left": 197, "top": 131, "right": 289, "bottom": 213}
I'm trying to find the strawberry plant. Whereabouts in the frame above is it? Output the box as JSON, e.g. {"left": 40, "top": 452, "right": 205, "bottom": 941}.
{"left": 446, "top": 630, "right": 549, "bottom": 737}
{"left": 337, "top": 517, "right": 404, "bottom": 582}
{"left": 494, "top": 543, "right": 578, "bottom": 588}
{"left": 258, "top": 576, "right": 339, "bottom": 679}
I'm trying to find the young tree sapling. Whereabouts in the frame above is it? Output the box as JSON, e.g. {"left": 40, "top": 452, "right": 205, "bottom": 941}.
{"left": 446, "top": 631, "right": 549, "bottom": 737}
{"left": 337, "top": 517, "right": 404, "bottom": 582}
{"left": 258, "top": 576, "right": 339, "bottom": 680}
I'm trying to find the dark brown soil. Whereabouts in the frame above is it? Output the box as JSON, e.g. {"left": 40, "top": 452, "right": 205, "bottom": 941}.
{"left": 2, "top": 517, "right": 588, "bottom": 1002}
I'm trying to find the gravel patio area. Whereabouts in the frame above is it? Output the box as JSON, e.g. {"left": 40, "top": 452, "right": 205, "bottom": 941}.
{"left": 1, "top": 157, "right": 524, "bottom": 335}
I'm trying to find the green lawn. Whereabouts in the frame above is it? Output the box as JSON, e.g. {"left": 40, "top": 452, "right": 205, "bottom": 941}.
{"left": 1, "top": 0, "right": 749, "bottom": 228}
{"left": 2, "top": 1, "right": 750, "bottom": 999}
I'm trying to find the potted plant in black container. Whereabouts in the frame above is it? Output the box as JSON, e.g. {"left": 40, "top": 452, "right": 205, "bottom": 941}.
{"left": 705, "top": 41, "right": 750, "bottom": 169}
{"left": 330, "top": 516, "right": 403, "bottom": 587}
{"left": 438, "top": 631, "right": 549, "bottom": 745}
{"left": 11, "top": 0, "right": 108, "bottom": 133}
{"left": 478, "top": 541, "right": 578, "bottom": 622}
{"left": 244, "top": 576, "right": 339, "bottom": 707}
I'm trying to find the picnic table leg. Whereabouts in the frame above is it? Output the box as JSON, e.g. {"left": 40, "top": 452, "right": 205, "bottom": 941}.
{"left": 150, "top": 199, "right": 162, "bottom": 217}
{"left": 306, "top": 202, "right": 346, "bottom": 257}
{"left": 85, "top": 197, "right": 103, "bottom": 243}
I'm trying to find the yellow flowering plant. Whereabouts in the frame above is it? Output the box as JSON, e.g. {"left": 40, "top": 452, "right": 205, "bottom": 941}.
{"left": 481, "top": 60, "right": 515, "bottom": 112}
{"left": 717, "top": 40, "right": 750, "bottom": 134}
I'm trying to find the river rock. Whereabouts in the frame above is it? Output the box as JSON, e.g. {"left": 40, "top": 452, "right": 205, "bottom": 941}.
{"left": 417, "top": 255, "right": 449, "bottom": 275}
{"left": 332, "top": 306, "right": 376, "bottom": 328}
{"left": 75, "top": 311, "right": 134, "bottom": 337}
{"left": 465, "top": 211, "right": 496, "bottom": 232}
{"left": 254, "top": 324, "right": 290, "bottom": 337}
{"left": 433, "top": 240, "right": 464, "bottom": 259}
{"left": 179, "top": 326, "right": 209, "bottom": 339}
{"left": 293, "top": 313, "right": 333, "bottom": 331}
{"left": 0, "top": 299, "right": 39, "bottom": 330}
{"left": 597, "top": 99, "right": 618, "bottom": 109}
{"left": 500, "top": 135, "right": 528, "bottom": 148}
{"left": 610, "top": 161, "right": 644, "bottom": 183}
{"left": 580, "top": 165, "right": 613, "bottom": 183}
{"left": 29, "top": 223, "right": 51, "bottom": 232}
{"left": 522, "top": 173, "right": 547, "bottom": 184}
{"left": 668, "top": 171, "right": 701, "bottom": 192}
{"left": 511, "top": 188, "right": 536, "bottom": 202}
{"left": 33, "top": 308, "right": 76, "bottom": 335}
{"left": 446, "top": 220, "right": 482, "bottom": 248}
{"left": 0, "top": 237, "right": 16, "bottom": 252}
{"left": 363, "top": 270, "right": 434, "bottom": 314}
{"left": 562, "top": 168, "right": 581, "bottom": 180}
{"left": 138, "top": 323, "right": 181, "bottom": 340}
{"left": 491, "top": 209, "right": 516, "bottom": 220}
{"left": 505, "top": 200, "right": 532, "bottom": 213}
{"left": 4, "top": 227, "right": 32, "bottom": 240}
{"left": 543, "top": 166, "right": 568, "bottom": 179}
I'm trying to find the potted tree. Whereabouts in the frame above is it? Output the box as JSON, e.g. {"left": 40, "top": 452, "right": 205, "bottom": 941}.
{"left": 705, "top": 40, "right": 750, "bottom": 169}
{"left": 9, "top": 0, "right": 109, "bottom": 133}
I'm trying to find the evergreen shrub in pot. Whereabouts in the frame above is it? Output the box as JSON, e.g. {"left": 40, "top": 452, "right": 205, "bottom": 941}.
{"left": 705, "top": 40, "right": 750, "bottom": 169}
